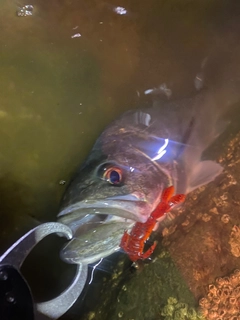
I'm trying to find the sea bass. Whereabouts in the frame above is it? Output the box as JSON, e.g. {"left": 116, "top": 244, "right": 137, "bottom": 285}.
{"left": 58, "top": 62, "right": 240, "bottom": 265}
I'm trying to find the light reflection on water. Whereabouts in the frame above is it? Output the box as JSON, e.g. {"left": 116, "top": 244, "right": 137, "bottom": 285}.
{"left": 1, "top": 0, "right": 240, "bottom": 319}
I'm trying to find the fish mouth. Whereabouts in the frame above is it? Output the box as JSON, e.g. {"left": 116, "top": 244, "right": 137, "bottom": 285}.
{"left": 57, "top": 193, "right": 150, "bottom": 225}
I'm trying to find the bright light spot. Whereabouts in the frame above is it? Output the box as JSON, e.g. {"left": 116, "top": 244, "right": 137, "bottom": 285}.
{"left": 130, "top": 167, "right": 135, "bottom": 172}
{"left": 152, "top": 138, "right": 169, "bottom": 161}
{"left": 71, "top": 33, "right": 81, "bottom": 38}
{"left": 144, "top": 83, "right": 172, "bottom": 98}
{"left": 114, "top": 6, "right": 127, "bottom": 15}
{"left": 144, "top": 89, "right": 154, "bottom": 95}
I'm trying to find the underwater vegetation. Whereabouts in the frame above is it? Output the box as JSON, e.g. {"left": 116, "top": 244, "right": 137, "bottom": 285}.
{"left": 199, "top": 269, "right": 240, "bottom": 319}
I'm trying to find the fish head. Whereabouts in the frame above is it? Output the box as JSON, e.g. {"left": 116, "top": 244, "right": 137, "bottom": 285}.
{"left": 58, "top": 139, "right": 171, "bottom": 226}
{"left": 57, "top": 140, "right": 171, "bottom": 264}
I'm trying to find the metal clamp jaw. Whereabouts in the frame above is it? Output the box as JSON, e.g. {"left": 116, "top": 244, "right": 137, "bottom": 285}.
{"left": 0, "top": 223, "right": 88, "bottom": 319}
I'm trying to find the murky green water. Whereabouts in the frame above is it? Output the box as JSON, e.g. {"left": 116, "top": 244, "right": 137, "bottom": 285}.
{"left": 1, "top": 1, "right": 240, "bottom": 319}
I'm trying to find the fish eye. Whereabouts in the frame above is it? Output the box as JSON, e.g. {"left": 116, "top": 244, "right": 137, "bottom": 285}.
{"left": 103, "top": 166, "right": 122, "bottom": 185}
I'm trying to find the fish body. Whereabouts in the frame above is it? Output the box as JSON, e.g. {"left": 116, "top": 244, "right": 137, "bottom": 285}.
{"left": 59, "top": 90, "right": 225, "bottom": 219}
{"left": 57, "top": 86, "right": 235, "bottom": 264}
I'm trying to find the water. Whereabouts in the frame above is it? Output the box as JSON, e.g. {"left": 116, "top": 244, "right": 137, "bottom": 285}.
{"left": 1, "top": 0, "right": 240, "bottom": 319}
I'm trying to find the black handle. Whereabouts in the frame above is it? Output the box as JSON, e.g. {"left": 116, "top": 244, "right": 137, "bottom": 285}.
{"left": 0, "top": 265, "right": 34, "bottom": 320}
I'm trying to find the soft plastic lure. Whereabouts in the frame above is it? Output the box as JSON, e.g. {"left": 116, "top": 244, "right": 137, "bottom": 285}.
{"left": 120, "top": 186, "right": 186, "bottom": 262}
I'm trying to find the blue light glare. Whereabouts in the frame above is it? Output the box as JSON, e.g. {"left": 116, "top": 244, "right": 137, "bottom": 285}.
{"left": 151, "top": 138, "right": 169, "bottom": 161}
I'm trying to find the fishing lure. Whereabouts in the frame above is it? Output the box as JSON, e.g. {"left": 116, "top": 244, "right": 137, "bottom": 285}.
{"left": 120, "top": 186, "right": 186, "bottom": 262}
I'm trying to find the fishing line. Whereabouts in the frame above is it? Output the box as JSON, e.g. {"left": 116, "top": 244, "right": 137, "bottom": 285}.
{"left": 88, "top": 258, "right": 103, "bottom": 284}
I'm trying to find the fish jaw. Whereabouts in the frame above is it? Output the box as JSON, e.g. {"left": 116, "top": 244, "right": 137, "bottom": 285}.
{"left": 60, "top": 219, "right": 134, "bottom": 265}
{"left": 57, "top": 195, "right": 163, "bottom": 265}
{"left": 58, "top": 195, "right": 157, "bottom": 225}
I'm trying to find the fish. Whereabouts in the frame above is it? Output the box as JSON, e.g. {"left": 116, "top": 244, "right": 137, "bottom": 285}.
{"left": 58, "top": 55, "right": 240, "bottom": 265}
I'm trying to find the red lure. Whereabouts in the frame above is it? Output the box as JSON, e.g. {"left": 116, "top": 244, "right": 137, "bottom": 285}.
{"left": 120, "top": 186, "right": 186, "bottom": 262}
